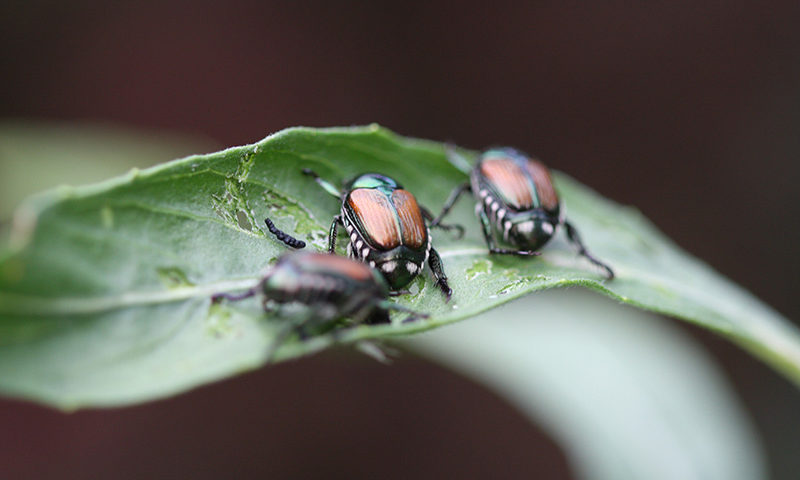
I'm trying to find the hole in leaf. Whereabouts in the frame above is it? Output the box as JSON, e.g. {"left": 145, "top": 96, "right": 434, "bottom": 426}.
{"left": 236, "top": 210, "right": 252, "bottom": 231}
{"left": 156, "top": 267, "right": 195, "bottom": 289}
{"left": 206, "top": 303, "right": 234, "bottom": 338}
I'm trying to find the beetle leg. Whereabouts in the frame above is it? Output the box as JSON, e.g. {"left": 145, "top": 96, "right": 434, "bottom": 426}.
{"left": 431, "top": 182, "right": 471, "bottom": 227}
{"left": 477, "top": 207, "right": 497, "bottom": 248}
{"left": 564, "top": 220, "right": 615, "bottom": 280}
{"left": 427, "top": 247, "right": 453, "bottom": 301}
{"left": 261, "top": 297, "right": 274, "bottom": 312}
{"left": 421, "top": 205, "right": 464, "bottom": 239}
{"left": 302, "top": 168, "right": 341, "bottom": 198}
{"left": 264, "top": 314, "right": 313, "bottom": 363}
{"left": 211, "top": 287, "right": 257, "bottom": 304}
{"left": 364, "top": 308, "right": 391, "bottom": 324}
{"left": 478, "top": 209, "right": 540, "bottom": 256}
{"left": 264, "top": 217, "right": 306, "bottom": 249}
{"left": 321, "top": 307, "right": 380, "bottom": 351}
{"left": 355, "top": 340, "right": 396, "bottom": 364}
{"left": 295, "top": 325, "right": 310, "bottom": 341}
{"left": 264, "top": 326, "right": 291, "bottom": 363}
{"left": 378, "top": 300, "right": 430, "bottom": 323}
{"left": 327, "top": 215, "right": 343, "bottom": 253}
{"left": 388, "top": 289, "right": 412, "bottom": 296}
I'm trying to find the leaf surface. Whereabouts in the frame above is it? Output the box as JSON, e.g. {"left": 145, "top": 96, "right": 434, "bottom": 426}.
{"left": 0, "top": 125, "right": 798, "bottom": 408}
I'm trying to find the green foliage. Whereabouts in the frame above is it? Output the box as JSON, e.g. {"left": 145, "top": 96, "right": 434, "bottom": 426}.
{"left": 0, "top": 124, "right": 798, "bottom": 409}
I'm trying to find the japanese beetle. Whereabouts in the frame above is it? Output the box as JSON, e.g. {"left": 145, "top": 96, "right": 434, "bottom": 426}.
{"left": 302, "top": 169, "right": 461, "bottom": 299}
{"left": 212, "top": 218, "right": 427, "bottom": 355}
{"left": 432, "top": 147, "right": 614, "bottom": 279}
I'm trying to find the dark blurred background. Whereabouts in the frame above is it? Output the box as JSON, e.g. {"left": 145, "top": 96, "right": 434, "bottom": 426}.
{"left": 1, "top": 2, "right": 798, "bottom": 478}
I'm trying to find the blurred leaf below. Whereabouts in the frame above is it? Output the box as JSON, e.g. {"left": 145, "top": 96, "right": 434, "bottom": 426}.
{"left": 408, "top": 289, "right": 765, "bottom": 480}
{"left": 0, "top": 121, "right": 217, "bottom": 220}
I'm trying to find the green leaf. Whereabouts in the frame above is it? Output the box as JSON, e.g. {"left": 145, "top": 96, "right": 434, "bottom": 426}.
{"left": 0, "top": 124, "right": 798, "bottom": 409}
{"left": 408, "top": 290, "right": 765, "bottom": 480}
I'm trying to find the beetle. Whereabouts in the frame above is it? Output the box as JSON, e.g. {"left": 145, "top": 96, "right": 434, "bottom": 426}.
{"left": 212, "top": 218, "right": 427, "bottom": 356}
{"left": 432, "top": 147, "right": 614, "bottom": 279}
{"left": 301, "top": 169, "right": 462, "bottom": 299}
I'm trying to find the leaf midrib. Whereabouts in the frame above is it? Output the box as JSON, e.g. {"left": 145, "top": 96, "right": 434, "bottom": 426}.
{"left": 0, "top": 244, "right": 757, "bottom": 321}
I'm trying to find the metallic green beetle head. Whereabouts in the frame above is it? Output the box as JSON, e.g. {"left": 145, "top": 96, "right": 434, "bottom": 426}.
{"left": 347, "top": 173, "right": 402, "bottom": 191}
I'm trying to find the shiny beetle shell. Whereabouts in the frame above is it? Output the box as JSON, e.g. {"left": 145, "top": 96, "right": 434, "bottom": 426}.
{"left": 253, "top": 251, "right": 426, "bottom": 326}
{"left": 303, "top": 169, "right": 453, "bottom": 299}
{"left": 211, "top": 224, "right": 431, "bottom": 358}
{"left": 346, "top": 188, "right": 427, "bottom": 250}
{"left": 262, "top": 251, "right": 388, "bottom": 316}
{"left": 342, "top": 174, "right": 431, "bottom": 289}
{"left": 472, "top": 148, "right": 561, "bottom": 251}
{"left": 433, "top": 146, "right": 614, "bottom": 279}
{"left": 478, "top": 151, "right": 559, "bottom": 212}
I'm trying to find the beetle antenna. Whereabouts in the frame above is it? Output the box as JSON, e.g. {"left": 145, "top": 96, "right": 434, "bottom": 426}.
{"left": 378, "top": 300, "right": 430, "bottom": 323}
{"left": 563, "top": 220, "right": 615, "bottom": 280}
{"left": 302, "top": 168, "right": 342, "bottom": 197}
{"left": 444, "top": 143, "right": 475, "bottom": 175}
{"left": 264, "top": 218, "right": 306, "bottom": 249}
